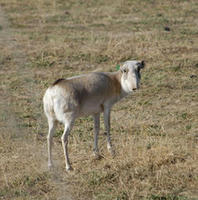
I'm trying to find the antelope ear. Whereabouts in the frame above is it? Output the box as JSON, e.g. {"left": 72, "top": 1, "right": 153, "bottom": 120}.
{"left": 141, "top": 60, "right": 145, "bottom": 68}
{"left": 138, "top": 60, "right": 145, "bottom": 70}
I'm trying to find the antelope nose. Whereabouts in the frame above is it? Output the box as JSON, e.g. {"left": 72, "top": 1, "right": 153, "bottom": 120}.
{"left": 133, "top": 88, "right": 137, "bottom": 91}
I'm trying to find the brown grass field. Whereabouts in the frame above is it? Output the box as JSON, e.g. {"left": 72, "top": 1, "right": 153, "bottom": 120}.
{"left": 0, "top": 0, "right": 198, "bottom": 199}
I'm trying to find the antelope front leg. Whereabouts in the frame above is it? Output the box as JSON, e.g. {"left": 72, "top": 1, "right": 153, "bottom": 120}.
{"left": 93, "top": 113, "right": 100, "bottom": 157}
{"left": 104, "top": 108, "right": 115, "bottom": 156}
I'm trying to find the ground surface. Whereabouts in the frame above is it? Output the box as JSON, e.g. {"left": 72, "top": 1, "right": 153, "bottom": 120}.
{"left": 0, "top": 0, "right": 198, "bottom": 200}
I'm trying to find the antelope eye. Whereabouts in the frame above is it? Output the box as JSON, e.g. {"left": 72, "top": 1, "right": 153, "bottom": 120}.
{"left": 123, "top": 69, "right": 127, "bottom": 73}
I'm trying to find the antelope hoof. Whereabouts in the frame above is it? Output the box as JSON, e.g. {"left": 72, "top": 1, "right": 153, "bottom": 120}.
{"left": 108, "top": 147, "right": 115, "bottom": 157}
{"left": 48, "top": 162, "right": 54, "bottom": 170}
{"left": 66, "top": 166, "right": 73, "bottom": 172}
{"left": 93, "top": 151, "right": 103, "bottom": 160}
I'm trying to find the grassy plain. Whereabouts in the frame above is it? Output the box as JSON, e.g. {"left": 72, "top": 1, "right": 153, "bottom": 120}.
{"left": 0, "top": 0, "right": 198, "bottom": 199}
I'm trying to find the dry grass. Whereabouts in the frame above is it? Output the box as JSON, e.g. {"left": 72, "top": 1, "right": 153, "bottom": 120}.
{"left": 0, "top": 0, "right": 198, "bottom": 199}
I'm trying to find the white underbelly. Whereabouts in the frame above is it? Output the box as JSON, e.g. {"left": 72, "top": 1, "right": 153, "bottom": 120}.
{"left": 79, "top": 103, "right": 104, "bottom": 116}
